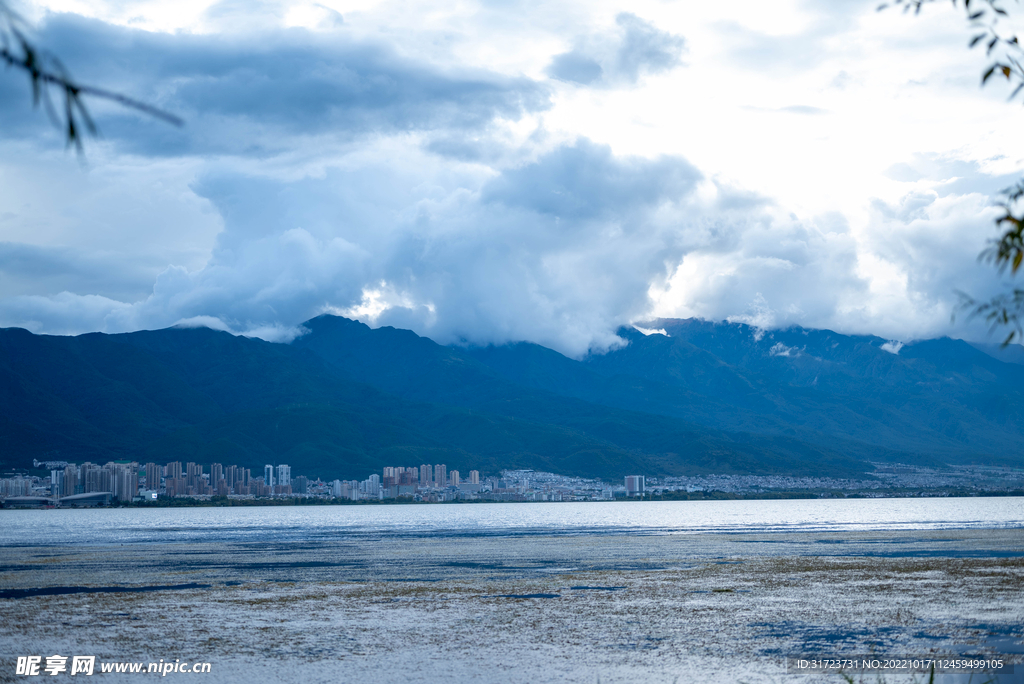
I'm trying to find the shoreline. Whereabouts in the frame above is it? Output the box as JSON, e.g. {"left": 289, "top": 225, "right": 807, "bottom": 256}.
{"left": 3, "top": 487, "right": 1022, "bottom": 509}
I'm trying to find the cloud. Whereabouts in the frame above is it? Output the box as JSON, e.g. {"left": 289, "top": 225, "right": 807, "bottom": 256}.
{"left": 482, "top": 139, "right": 700, "bottom": 218}
{"left": 880, "top": 340, "right": 904, "bottom": 354}
{"left": 779, "top": 105, "right": 826, "bottom": 115}
{"left": 0, "top": 139, "right": 705, "bottom": 357}
{"left": 0, "top": 291, "right": 133, "bottom": 336}
{"left": 0, "top": 242, "right": 157, "bottom": 299}
{"left": 172, "top": 315, "right": 233, "bottom": 332}
{"left": 740, "top": 105, "right": 828, "bottom": 115}
{"left": 651, "top": 163, "right": 1013, "bottom": 343}
{"left": 0, "top": 2, "right": 1018, "bottom": 356}
{"left": 546, "top": 13, "right": 685, "bottom": 87}
{"left": 547, "top": 52, "right": 604, "bottom": 86}
{"left": 881, "top": 153, "right": 1020, "bottom": 198}
{"left": 768, "top": 341, "right": 798, "bottom": 357}
{"left": 727, "top": 293, "right": 778, "bottom": 341}
{"left": 633, "top": 325, "right": 668, "bottom": 336}
{"left": 716, "top": 0, "right": 875, "bottom": 74}
{"left": 0, "top": 13, "right": 550, "bottom": 157}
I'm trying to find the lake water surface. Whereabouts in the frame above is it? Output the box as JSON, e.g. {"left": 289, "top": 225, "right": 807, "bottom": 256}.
{"left": 3, "top": 496, "right": 1022, "bottom": 546}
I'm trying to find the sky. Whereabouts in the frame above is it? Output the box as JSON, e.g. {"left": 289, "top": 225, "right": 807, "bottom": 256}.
{"left": 2, "top": 0, "right": 1024, "bottom": 356}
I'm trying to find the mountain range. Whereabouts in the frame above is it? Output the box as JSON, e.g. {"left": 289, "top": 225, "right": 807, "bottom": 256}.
{"left": 1, "top": 315, "right": 1021, "bottom": 481}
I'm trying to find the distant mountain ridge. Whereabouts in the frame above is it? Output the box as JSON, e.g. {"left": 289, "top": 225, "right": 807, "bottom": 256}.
{"left": 455, "top": 319, "right": 1024, "bottom": 464}
{"left": 1, "top": 315, "right": 1021, "bottom": 481}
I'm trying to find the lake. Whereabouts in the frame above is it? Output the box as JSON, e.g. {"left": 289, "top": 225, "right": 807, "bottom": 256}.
{"left": 3, "top": 496, "right": 1023, "bottom": 544}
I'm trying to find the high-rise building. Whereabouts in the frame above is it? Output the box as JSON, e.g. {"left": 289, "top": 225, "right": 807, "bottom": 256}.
{"left": 469, "top": 470, "right": 480, "bottom": 485}
{"left": 64, "top": 464, "right": 81, "bottom": 496}
{"left": 165, "top": 477, "right": 181, "bottom": 497}
{"left": 225, "top": 465, "right": 237, "bottom": 489}
{"left": 420, "top": 464, "right": 432, "bottom": 486}
{"left": 449, "top": 470, "right": 460, "bottom": 487}
{"left": 144, "top": 463, "right": 160, "bottom": 490}
{"left": 113, "top": 464, "right": 139, "bottom": 502}
{"left": 434, "top": 464, "right": 447, "bottom": 488}
{"left": 293, "top": 476, "right": 308, "bottom": 494}
{"left": 160, "top": 461, "right": 184, "bottom": 497}
{"left": 210, "top": 463, "right": 224, "bottom": 487}
{"left": 276, "top": 464, "right": 290, "bottom": 487}
{"left": 166, "top": 461, "right": 182, "bottom": 481}
{"left": 83, "top": 463, "right": 112, "bottom": 494}
{"left": 186, "top": 462, "right": 202, "bottom": 493}
{"left": 50, "top": 469, "right": 64, "bottom": 498}
{"left": 332, "top": 480, "right": 360, "bottom": 500}
{"left": 264, "top": 465, "right": 274, "bottom": 488}
{"left": 0, "top": 476, "right": 31, "bottom": 497}
{"left": 625, "top": 475, "right": 645, "bottom": 496}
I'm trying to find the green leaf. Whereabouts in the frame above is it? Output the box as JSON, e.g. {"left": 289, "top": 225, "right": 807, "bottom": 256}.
{"left": 983, "top": 65, "right": 997, "bottom": 83}
{"left": 970, "top": 32, "right": 988, "bottom": 47}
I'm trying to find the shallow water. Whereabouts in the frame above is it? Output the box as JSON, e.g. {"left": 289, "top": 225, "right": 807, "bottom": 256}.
{"left": 1, "top": 498, "right": 1022, "bottom": 684}
{"left": 2, "top": 497, "right": 1022, "bottom": 546}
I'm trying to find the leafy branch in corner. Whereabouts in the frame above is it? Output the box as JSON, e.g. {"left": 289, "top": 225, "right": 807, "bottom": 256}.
{"left": 959, "top": 178, "right": 1024, "bottom": 343}
{"left": 881, "top": 0, "right": 1024, "bottom": 344}
{"left": 0, "top": 1, "right": 182, "bottom": 151}
{"left": 882, "top": 0, "right": 1024, "bottom": 99}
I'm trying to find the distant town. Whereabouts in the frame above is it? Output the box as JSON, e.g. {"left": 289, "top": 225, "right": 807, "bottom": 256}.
{"left": 0, "top": 459, "right": 644, "bottom": 507}
{"left": 1, "top": 458, "right": 1022, "bottom": 508}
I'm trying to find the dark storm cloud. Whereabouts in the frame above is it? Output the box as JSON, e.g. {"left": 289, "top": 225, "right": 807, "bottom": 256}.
{"left": 546, "top": 13, "right": 685, "bottom": 87}
{"left": 0, "top": 13, "right": 550, "bottom": 155}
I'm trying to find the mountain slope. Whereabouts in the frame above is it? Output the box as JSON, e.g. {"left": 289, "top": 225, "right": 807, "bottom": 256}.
{"left": 5, "top": 314, "right": 1019, "bottom": 481}
{"left": 1, "top": 323, "right": 872, "bottom": 480}
{"left": 461, "top": 319, "right": 1024, "bottom": 465}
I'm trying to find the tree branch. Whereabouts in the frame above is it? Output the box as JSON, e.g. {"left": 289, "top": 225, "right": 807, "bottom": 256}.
{"left": 0, "top": 2, "right": 182, "bottom": 151}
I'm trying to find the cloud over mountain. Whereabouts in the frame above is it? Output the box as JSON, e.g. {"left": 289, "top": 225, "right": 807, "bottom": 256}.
{"left": 0, "top": 139, "right": 706, "bottom": 356}
{"left": 0, "top": 1, "right": 1015, "bottom": 353}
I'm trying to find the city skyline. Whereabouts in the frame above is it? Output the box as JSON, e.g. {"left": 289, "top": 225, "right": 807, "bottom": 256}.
{"left": 4, "top": 458, "right": 1022, "bottom": 507}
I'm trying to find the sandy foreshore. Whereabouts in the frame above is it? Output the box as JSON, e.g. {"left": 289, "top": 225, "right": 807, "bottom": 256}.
{"left": 1, "top": 526, "right": 1022, "bottom": 683}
